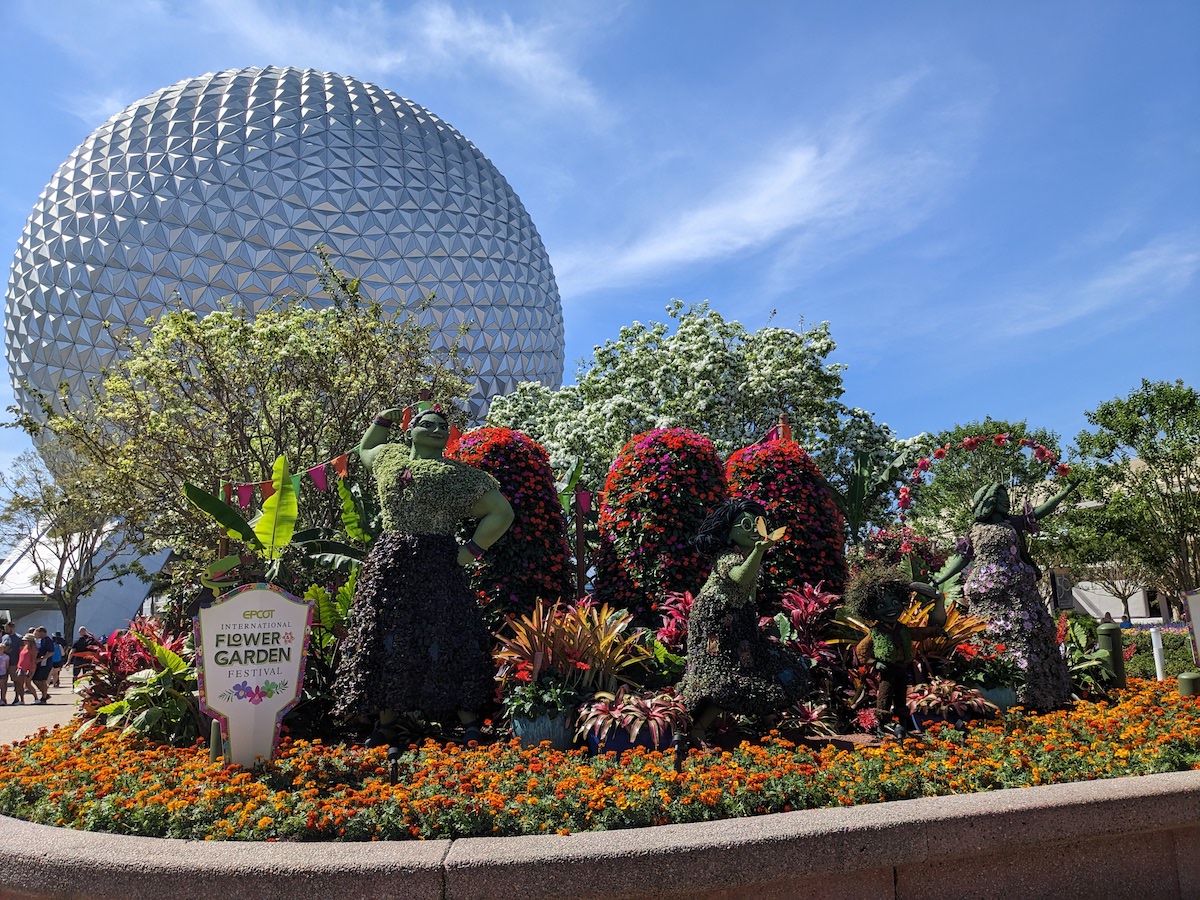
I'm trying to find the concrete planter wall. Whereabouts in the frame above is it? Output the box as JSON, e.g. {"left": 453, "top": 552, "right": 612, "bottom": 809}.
{"left": 0, "top": 769, "right": 1197, "bottom": 900}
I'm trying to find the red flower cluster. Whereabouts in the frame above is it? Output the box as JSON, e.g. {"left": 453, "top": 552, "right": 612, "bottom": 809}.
{"left": 726, "top": 439, "right": 847, "bottom": 607}
{"left": 450, "top": 428, "right": 573, "bottom": 628}
{"left": 592, "top": 429, "right": 728, "bottom": 625}
{"left": 910, "top": 433, "right": 1067, "bottom": 485}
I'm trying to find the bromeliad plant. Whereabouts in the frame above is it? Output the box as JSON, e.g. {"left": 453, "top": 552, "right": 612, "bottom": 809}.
{"left": 575, "top": 685, "right": 688, "bottom": 748}
{"left": 906, "top": 678, "right": 997, "bottom": 722}
{"left": 493, "top": 599, "right": 653, "bottom": 698}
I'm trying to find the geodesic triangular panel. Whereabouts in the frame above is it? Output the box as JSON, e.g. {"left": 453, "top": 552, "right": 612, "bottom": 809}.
{"left": 6, "top": 66, "right": 564, "bottom": 428}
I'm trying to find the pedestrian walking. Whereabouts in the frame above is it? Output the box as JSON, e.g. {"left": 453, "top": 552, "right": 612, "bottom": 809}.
{"left": 15, "top": 633, "right": 38, "bottom": 704}
{"left": 32, "top": 627, "right": 54, "bottom": 704}
{"left": 71, "top": 627, "right": 97, "bottom": 689}
{"left": 0, "top": 622, "right": 21, "bottom": 705}
{"left": 50, "top": 631, "right": 68, "bottom": 688}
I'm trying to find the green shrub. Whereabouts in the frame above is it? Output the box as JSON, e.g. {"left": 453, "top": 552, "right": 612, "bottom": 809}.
{"left": 1124, "top": 630, "right": 1197, "bottom": 680}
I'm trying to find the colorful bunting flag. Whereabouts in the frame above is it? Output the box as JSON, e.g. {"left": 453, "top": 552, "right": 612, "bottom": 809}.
{"left": 307, "top": 463, "right": 328, "bottom": 492}
{"left": 236, "top": 484, "right": 254, "bottom": 510}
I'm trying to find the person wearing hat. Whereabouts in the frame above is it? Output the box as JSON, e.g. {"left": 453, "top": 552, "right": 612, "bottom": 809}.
{"left": 31, "top": 626, "right": 54, "bottom": 703}
{"left": 71, "top": 627, "right": 98, "bottom": 689}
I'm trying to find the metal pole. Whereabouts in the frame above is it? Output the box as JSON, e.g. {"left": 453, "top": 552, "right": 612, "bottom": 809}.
{"left": 1150, "top": 627, "right": 1166, "bottom": 681}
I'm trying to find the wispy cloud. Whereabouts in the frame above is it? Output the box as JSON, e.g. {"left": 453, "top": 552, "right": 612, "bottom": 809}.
{"left": 60, "top": 91, "right": 135, "bottom": 127}
{"left": 21, "top": 0, "right": 610, "bottom": 127}
{"left": 993, "top": 232, "right": 1200, "bottom": 338}
{"left": 554, "top": 68, "right": 985, "bottom": 298}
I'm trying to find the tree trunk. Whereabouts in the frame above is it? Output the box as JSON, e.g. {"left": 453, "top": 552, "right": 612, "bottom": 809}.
{"left": 57, "top": 598, "right": 77, "bottom": 644}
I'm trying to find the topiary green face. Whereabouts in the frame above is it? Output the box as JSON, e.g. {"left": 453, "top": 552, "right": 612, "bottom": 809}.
{"left": 844, "top": 562, "right": 910, "bottom": 623}
{"left": 729, "top": 512, "right": 760, "bottom": 549}
{"left": 407, "top": 412, "right": 450, "bottom": 457}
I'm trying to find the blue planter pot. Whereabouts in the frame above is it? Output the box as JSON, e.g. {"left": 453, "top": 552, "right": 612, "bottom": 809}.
{"left": 587, "top": 728, "right": 673, "bottom": 755}
{"left": 511, "top": 713, "right": 574, "bottom": 750}
{"left": 981, "top": 686, "right": 1018, "bottom": 712}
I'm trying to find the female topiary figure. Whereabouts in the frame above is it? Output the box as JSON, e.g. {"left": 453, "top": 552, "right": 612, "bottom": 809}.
{"left": 726, "top": 438, "right": 847, "bottom": 612}
{"left": 592, "top": 428, "right": 729, "bottom": 626}
{"left": 450, "top": 427, "right": 573, "bottom": 630}
{"left": 331, "top": 402, "right": 514, "bottom": 748}
{"left": 683, "top": 499, "right": 808, "bottom": 745}
{"left": 936, "top": 480, "right": 1078, "bottom": 712}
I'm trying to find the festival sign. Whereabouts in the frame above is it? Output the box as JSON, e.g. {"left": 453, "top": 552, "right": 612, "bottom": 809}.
{"left": 196, "top": 583, "right": 313, "bottom": 768}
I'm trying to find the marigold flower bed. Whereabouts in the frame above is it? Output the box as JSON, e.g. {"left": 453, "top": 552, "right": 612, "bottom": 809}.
{"left": 1, "top": 679, "right": 1197, "bottom": 842}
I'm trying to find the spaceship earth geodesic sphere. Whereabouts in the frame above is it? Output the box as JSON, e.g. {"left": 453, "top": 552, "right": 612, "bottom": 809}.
{"left": 5, "top": 66, "right": 564, "bottom": 423}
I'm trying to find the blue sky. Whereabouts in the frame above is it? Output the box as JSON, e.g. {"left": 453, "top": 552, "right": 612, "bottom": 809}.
{"left": 1, "top": 0, "right": 1197, "bottom": 467}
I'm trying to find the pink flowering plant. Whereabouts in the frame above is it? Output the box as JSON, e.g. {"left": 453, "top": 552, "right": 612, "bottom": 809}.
{"left": 592, "top": 428, "right": 728, "bottom": 625}
{"left": 726, "top": 438, "right": 847, "bottom": 610}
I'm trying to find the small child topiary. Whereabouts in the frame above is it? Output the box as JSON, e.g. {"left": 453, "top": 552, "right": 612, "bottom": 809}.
{"left": 450, "top": 427, "right": 573, "bottom": 630}
{"left": 592, "top": 428, "right": 729, "bottom": 626}
{"left": 726, "top": 438, "right": 847, "bottom": 612}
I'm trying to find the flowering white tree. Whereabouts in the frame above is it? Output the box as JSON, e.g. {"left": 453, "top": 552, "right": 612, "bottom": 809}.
{"left": 487, "top": 302, "right": 906, "bottom": 533}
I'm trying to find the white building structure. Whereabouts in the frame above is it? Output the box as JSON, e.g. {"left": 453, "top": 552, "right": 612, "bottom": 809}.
{"left": 0, "top": 527, "right": 170, "bottom": 637}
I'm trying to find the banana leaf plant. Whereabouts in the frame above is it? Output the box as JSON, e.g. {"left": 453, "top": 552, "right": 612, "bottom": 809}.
{"left": 830, "top": 445, "right": 926, "bottom": 545}
{"left": 185, "top": 454, "right": 363, "bottom": 588}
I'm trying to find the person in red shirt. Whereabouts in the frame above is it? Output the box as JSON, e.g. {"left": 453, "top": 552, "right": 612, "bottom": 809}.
{"left": 14, "top": 633, "right": 38, "bottom": 705}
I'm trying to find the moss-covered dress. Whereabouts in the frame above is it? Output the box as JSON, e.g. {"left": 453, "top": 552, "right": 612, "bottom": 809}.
{"left": 332, "top": 449, "right": 499, "bottom": 719}
{"left": 682, "top": 549, "right": 807, "bottom": 718}
{"left": 961, "top": 518, "right": 1072, "bottom": 712}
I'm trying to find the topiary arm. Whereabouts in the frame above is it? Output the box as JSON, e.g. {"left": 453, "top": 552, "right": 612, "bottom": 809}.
{"left": 910, "top": 581, "right": 947, "bottom": 629}
{"left": 1032, "top": 478, "right": 1078, "bottom": 520}
{"left": 457, "top": 487, "right": 515, "bottom": 567}
{"left": 933, "top": 553, "right": 970, "bottom": 588}
{"left": 728, "top": 539, "right": 770, "bottom": 589}
{"left": 358, "top": 407, "right": 407, "bottom": 472}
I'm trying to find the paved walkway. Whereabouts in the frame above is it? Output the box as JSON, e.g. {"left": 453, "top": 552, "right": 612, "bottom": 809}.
{"left": 0, "top": 687, "right": 82, "bottom": 745}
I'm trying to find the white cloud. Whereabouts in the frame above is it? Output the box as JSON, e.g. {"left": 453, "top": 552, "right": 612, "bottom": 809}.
{"left": 16, "top": 0, "right": 609, "bottom": 126}
{"left": 993, "top": 233, "right": 1200, "bottom": 338}
{"left": 60, "top": 91, "right": 135, "bottom": 127}
{"left": 554, "top": 68, "right": 985, "bottom": 298}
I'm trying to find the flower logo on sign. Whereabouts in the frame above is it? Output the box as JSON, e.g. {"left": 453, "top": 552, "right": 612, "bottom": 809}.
{"left": 220, "top": 680, "right": 291, "bottom": 705}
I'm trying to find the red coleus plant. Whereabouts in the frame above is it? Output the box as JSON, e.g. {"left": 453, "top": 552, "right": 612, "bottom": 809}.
{"left": 762, "top": 582, "right": 842, "bottom": 669}
{"left": 451, "top": 428, "right": 574, "bottom": 629}
{"left": 726, "top": 438, "right": 847, "bottom": 608}
{"left": 592, "top": 428, "right": 729, "bottom": 626}
{"left": 75, "top": 616, "right": 191, "bottom": 716}
{"left": 655, "top": 590, "right": 694, "bottom": 652}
